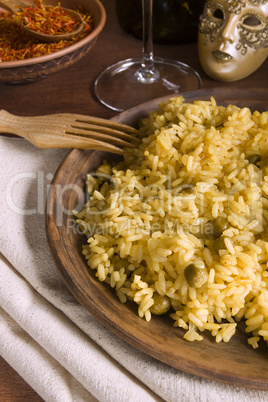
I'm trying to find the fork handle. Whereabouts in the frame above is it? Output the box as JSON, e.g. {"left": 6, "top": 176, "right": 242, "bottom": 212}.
{"left": 0, "top": 110, "right": 70, "bottom": 145}
{"left": 0, "top": 110, "right": 82, "bottom": 147}
{"left": 0, "top": 110, "right": 100, "bottom": 148}
{"left": 0, "top": 110, "right": 27, "bottom": 138}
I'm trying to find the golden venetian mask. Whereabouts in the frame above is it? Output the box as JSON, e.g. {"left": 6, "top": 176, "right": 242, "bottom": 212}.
{"left": 198, "top": 0, "right": 268, "bottom": 81}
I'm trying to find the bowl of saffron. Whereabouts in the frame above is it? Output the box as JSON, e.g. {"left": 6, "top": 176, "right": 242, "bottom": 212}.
{"left": 0, "top": 0, "right": 106, "bottom": 83}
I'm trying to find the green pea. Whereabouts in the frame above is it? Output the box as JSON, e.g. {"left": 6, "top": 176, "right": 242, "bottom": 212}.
{"left": 184, "top": 263, "right": 208, "bottom": 288}
{"left": 212, "top": 217, "right": 228, "bottom": 238}
{"left": 214, "top": 236, "right": 227, "bottom": 253}
{"left": 150, "top": 293, "right": 171, "bottom": 315}
{"left": 247, "top": 154, "right": 261, "bottom": 166}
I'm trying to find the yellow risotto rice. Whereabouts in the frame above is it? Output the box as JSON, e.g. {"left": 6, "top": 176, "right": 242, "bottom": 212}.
{"left": 74, "top": 96, "right": 268, "bottom": 347}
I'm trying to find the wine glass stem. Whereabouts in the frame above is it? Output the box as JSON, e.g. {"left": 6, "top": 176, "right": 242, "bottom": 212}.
{"left": 135, "top": 0, "right": 160, "bottom": 84}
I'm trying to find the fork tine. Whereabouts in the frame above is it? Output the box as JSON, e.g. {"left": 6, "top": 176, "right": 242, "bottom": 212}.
{"left": 71, "top": 122, "right": 141, "bottom": 144}
{"left": 75, "top": 117, "right": 140, "bottom": 135}
{"left": 77, "top": 138, "right": 126, "bottom": 154}
{"left": 36, "top": 131, "right": 127, "bottom": 154}
{"left": 66, "top": 127, "right": 137, "bottom": 148}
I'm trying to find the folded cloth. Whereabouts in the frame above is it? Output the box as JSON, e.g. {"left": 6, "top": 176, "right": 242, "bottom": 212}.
{"left": 0, "top": 136, "right": 267, "bottom": 401}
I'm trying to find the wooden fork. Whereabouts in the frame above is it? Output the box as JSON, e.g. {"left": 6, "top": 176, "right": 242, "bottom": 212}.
{"left": 0, "top": 110, "right": 141, "bottom": 155}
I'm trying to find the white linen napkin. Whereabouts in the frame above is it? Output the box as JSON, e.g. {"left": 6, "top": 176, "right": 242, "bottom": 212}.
{"left": 0, "top": 136, "right": 267, "bottom": 402}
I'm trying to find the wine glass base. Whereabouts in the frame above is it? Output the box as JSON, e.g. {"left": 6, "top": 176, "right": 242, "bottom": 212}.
{"left": 95, "top": 57, "right": 202, "bottom": 112}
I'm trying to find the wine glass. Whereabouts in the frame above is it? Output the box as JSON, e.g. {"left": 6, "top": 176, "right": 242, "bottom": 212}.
{"left": 95, "top": 0, "right": 202, "bottom": 112}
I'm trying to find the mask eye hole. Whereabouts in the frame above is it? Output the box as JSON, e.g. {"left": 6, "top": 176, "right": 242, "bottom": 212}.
{"left": 243, "top": 15, "right": 262, "bottom": 27}
{"left": 212, "top": 8, "right": 224, "bottom": 20}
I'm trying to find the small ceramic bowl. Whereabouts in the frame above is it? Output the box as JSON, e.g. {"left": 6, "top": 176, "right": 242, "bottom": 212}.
{"left": 0, "top": 0, "right": 106, "bottom": 84}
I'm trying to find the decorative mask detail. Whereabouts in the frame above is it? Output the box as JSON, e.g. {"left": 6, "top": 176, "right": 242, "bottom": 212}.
{"left": 227, "top": 0, "right": 246, "bottom": 14}
{"left": 250, "top": 0, "right": 268, "bottom": 4}
{"left": 237, "top": 20, "right": 268, "bottom": 54}
{"left": 198, "top": 0, "right": 268, "bottom": 81}
{"left": 199, "top": 3, "right": 224, "bottom": 44}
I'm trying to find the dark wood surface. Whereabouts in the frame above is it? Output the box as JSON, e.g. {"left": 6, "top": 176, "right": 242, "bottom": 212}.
{"left": 0, "top": 356, "right": 44, "bottom": 401}
{"left": 1, "top": 0, "right": 267, "bottom": 399}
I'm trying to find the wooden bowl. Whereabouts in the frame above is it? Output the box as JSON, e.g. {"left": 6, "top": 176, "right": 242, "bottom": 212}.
{"left": 0, "top": 0, "right": 106, "bottom": 84}
{"left": 46, "top": 87, "right": 268, "bottom": 390}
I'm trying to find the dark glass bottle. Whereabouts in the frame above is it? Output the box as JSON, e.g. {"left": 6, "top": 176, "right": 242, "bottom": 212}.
{"left": 115, "top": 0, "right": 206, "bottom": 44}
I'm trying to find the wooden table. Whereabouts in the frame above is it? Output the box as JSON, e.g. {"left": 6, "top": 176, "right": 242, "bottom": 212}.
{"left": 0, "top": 0, "right": 267, "bottom": 400}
